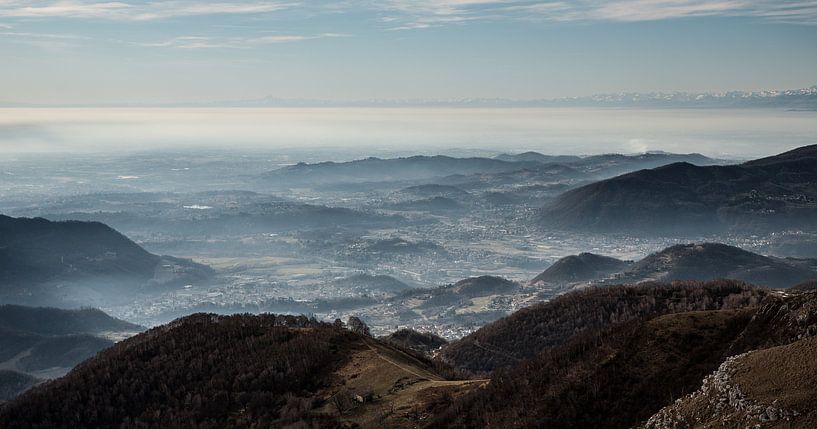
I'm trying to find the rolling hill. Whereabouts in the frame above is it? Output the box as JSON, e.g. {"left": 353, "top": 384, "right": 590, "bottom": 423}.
{"left": 0, "top": 305, "right": 141, "bottom": 336}
{"left": 2, "top": 284, "right": 815, "bottom": 428}
{"left": 617, "top": 243, "right": 817, "bottom": 289}
{"left": 0, "top": 305, "right": 142, "bottom": 400}
{"left": 265, "top": 155, "right": 541, "bottom": 185}
{"left": 439, "top": 280, "right": 765, "bottom": 373}
{"left": 382, "top": 329, "right": 448, "bottom": 354}
{"left": 531, "top": 252, "right": 632, "bottom": 285}
{"left": 540, "top": 144, "right": 817, "bottom": 233}
{"left": 396, "top": 276, "right": 521, "bottom": 311}
{"left": 0, "top": 215, "right": 213, "bottom": 305}
{"left": 494, "top": 152, "right": 582, "bottom": 164}
{"left": 432, "top": 285, "right": 817, "bottom": 429}
{"left": 530, "top": 243, "right": 817, "bottom": 290}
{"left": 0, "top": 314, "right": 479, "bottom": 429}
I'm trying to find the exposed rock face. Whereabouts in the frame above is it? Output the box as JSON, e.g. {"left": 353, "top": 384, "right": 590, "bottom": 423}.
{"left": 643, "top": 352, "right": 800, "bottom": 429}
{"left": 642, "top": 292, "right": 817, "bottom": 429}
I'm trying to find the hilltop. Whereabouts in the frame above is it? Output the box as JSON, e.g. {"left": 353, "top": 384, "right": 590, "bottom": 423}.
{"left": 0, "top": 314, "right": 480, "bottom": 429}
{"left": 439, "top": 280, "right": 765, "bottom": 373}
{"left": 432, "top": 285, "right": 817, "bottom": 429}
{"left": 265, "top": 155, "right": 541, "bottom": 186}
{"left": 264, "top": 151, "right": 721, "bottom": 192}
{"left": 531, "top": 252, "right": 631, "bottom": 285}
{"left": 530, "top": 243, "right": 817, "bottom": 290}
{"left": 540, "top": 144, "right": 817, "bottom": 233}
{"left": 619, "top": 243, "right": 817, "bottom": 289}
{"left": 2, "top": 283, "right": 816, "bottom": 428}
{"left": 0, "top": 215, "right": 214, "bottom": 305}
{"left": 0, "top": 305, "right": 141, "bottom": 336}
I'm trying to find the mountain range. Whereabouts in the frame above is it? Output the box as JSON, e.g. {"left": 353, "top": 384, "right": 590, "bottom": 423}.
{"left": 265, "top": 156, "right": 543, "bottom": 186}
{"left": 40, "top": 85, "right": 813, "bottom": 109}
{"left": 264, "top": 151, "right": 723, "bottom": 196}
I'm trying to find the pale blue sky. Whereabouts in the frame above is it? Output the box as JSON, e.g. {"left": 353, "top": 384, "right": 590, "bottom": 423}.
{"left": 1, "top": 0, "right": 816, "bottom": 104}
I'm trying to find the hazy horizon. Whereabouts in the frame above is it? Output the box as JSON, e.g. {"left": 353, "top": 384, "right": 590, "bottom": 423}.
{"left": 0, "top": 106, "right": 814, "bottom": 158}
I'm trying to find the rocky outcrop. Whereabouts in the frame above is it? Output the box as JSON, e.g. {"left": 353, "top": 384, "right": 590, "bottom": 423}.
{"left": 643, "top": 352, "right": 799, "bottom": 428}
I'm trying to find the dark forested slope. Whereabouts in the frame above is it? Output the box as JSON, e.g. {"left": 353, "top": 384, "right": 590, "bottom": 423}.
{"left": 432, "top": 287, "right": 817, "bottom": 429}
{"left": 540, "top": 144, "right": 817, "bottom": 233}
{"left": 0, "top": 215, "right": 213, "bottom": 303}
{"left": 440, "top": 280, "right": 766, "bottom": 373}
{"left": 0, "top": 305, "right": 142, "bottom": 400}
{"left": 3, "top": 286, "right": 815, "bottom": 429}
{"left": 0, "top": 305, "right": 141, "bottom": 336}
{"left": 618, "top": 243, "right": 817, "bottom": 289}
{"left": 0, "top": 314, "right": 361, "bottom": 429}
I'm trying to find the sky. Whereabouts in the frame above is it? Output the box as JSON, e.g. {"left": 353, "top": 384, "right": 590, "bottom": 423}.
{"left": 1, "top": 0, "right": 817, "bottom": 104}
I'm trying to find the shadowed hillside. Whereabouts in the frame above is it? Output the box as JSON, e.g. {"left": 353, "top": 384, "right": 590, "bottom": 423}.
{"left": 531, "top": 252, "right": 631, "bottom": 285}
{"left": 0, "top": 215, "right": 214, "bottom": 305}
{"left": 382, "top": 329, "right": 448, "bottom": 355}
{"left": 440, "top": 280, "right": 766, "bottom": 373}
{"left": 431, "top": 287, "right": 817, "bottom": 429}
{"left": 618, "top": 243, "right": 817, "bottom": 289}
{"left": 2, "top": 285, "right": 815, "bottom": 428}
{"left": 540, "top": 145, "right": 817, "bottom": 233}
{"left": 533, "top": 243, "right": 817, "bottom": 291}
{"left": 0, "top": 371, "right": 38, "bottom": 403}
{"left": 0, "top": 305, "right": 141, "bottom": 336}
{"left": 0, "top": 314, "right": 477, "bottom": 429}
{"left": 0, "top": 305, "right": 142, "bottom": 401}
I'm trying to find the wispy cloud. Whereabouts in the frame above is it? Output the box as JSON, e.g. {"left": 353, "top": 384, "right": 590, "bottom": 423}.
{"left": 373, "top": 0, "right": 817, "bottom": 28}
{"left": 0, "top": 29, "right": 89, "bottom": 49}
{"left": 138, "top": 32, "right": 347, "bottom": 49}
{"left": 1, "top": 0, "right": 816, "bottom": 27}
{"left": 0, "top": 1, "right": 293, "bottom": 21}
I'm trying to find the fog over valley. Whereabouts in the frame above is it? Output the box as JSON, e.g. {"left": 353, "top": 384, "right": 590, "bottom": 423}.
{"left": 2, "top": 107, "right": 817, "bottom": 157}
{"left": 2, "top": 1, "right": 817, "bottom": 426}
{"left": 2, "top": 143, "right": 816, "bottom": 335}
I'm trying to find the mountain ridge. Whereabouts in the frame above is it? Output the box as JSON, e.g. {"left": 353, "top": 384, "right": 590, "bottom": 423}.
{"left": 540, "top": 144, "right": 817, "bottom": 233}
{"left": 0, "top": 215, "right": 214, "bottom": 305}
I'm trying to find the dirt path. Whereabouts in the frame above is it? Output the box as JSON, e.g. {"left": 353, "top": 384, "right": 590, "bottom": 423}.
{"left": 361, "top": 338, "right": 442, "bottom": 381}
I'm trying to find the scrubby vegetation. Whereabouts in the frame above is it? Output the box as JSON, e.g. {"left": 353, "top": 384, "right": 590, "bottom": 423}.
{"left": 3, "top": 283, "right": 816, "bottom": 429}
{"left": 441, "top": 280, "right": 766, "bottom": 373}
{"left": 0, "top": 314, "right": 359, "bottom": 429}
{"left": 383, "top": 329, "right": 447, "bottom": 354}
{"left": 431, "top": 308, "right": 755, "bottom": 428}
